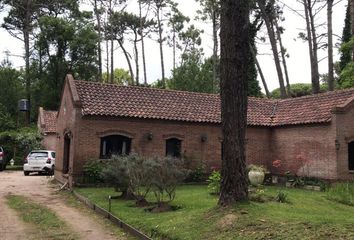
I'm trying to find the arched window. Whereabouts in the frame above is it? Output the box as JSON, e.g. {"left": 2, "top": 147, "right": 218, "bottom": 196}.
{"left": 348, "top": 141, "right": 354, "bottom": 170}
{"left": 166, "top": 138, "right": 182, "bottom": 158}
{"left": 100, "top": 135, "right": 131, "bottom": 159}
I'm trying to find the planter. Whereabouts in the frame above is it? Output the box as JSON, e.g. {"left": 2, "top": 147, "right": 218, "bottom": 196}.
{"left": 272, "top": 175, "right": 278, "bottom": 184}
{"left": 248, "top": 170, "right": 265, "bottom": 186}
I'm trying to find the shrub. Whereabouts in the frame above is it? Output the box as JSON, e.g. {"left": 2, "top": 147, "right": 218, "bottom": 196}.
{"left": 207, "top": 170, "right": 221, "bottom": 195}
{"left": 327, "top": 181, "right": 354, "bottom": 206}
{"left": 247, "top": 164, "right": 268, "bottom": 173}
{"left": 100, "top": 155, "right": 132, "bottom": 198}
{"left": 185, "top": 163, "right": 206, "bottom": 182}
{"left": 150, "top": 157, "right": 187, "bottom": 205}
{"left": 101, "top": 154, "right": 187, "bottom": 205}
{"left": 83, "top": 159, "right": 105, "bottom": 183}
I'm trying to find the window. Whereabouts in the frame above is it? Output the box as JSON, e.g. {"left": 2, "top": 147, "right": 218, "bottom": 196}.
{"left": 348, "top": 141, "right": 354, "bottom": 170}
{"left": 100, "top": 135, "right": 131, "bottom": 159}
{"left": 166, "top": 138, "right": 182, "bottom": 158}
{"left": 51, "top": 152, "right": 56, "bottom": 158}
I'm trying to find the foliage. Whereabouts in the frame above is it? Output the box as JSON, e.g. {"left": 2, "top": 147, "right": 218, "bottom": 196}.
{"left": 6, "top": 195, "right": 77, "bottom": 239}
{"left": 271, "top": 83, "right": 328, "bottom": 98}
{"left": 0, "top": 103, "right": 15, "bottom": 131}
{"left": 83, "top": 159, "right": 105, "bottom": 183}
{"left": 0, "top": 126, "right": 42, "bottom": 164}
{"left": 339, "top": 62, "right": 354, "bottom": 89}
{"left": 339, "top": 3, "right": 352, "bottom": 73}
{"left": 102, "top": 68, "right": 133, "bottom": 85}
{"left": 150, "top": 156, "right": 187, "bottom": 204}
{"left": 207, "top": 170, "right": 221, "bottom": 195}
{"left": 100, "top": 155, "right": 130, "bottom": 193}
{"left": 327, "top": 181, "right": 354, "bottom": 206}
{"left": 247, "top": 164, "right": 268, "bottom": 173}
{"left": 185, "top": 164, "right": 207, "bottom": 182}
{"left": 169, "top": 53, "right": 217, "bottom": 93}
{"left": 101, "top": 154, "right": 186, "bottom": 204}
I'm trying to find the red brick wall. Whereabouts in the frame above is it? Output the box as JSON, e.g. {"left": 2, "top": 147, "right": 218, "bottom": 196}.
{"left": 74, "top": 117, "right": 222, "bottom": 172}
{"left": 55, "top": 81, "right": 82, "bottom": 184}
{"left": 41, "top": 134, "right": 56, "bottom": 151}
{"left": 334, "top": 105, "right": 354, "bottom": 180}
{"left": 270, "top": 123, "right": 337, "bottom": 179}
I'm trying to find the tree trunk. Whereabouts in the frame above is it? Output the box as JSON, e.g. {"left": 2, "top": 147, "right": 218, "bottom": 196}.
{"left": 118, "top": 39, "right": 134, "bottom": 83}
{"left": 212, "top": 10, "right": 218, "bottom": 93}
{"left": 157, "top": 6, "right": 165, "bottom": 87}
{"left": 24, "top": 0, "right": 31, "bottom": 125}
{"left": 327, "top": 0, "right": 334, "bottom": 91}
{"left": 134, "top": 33, "right": 139, "bottom": 85}
{"left": 94, "top": 0, "right": 103, "bottom": 81}
{"left": 218, "top": 0, "right": 249, "bottom": 206}
{"left": 251, "top": 46, "right": 270, "bottom": 98}
{"left": 352, "top": 0, "right": 354, "bottom": 61}
{"left": 172, "top": 22, "right": 176, "bottom": 70}
{"left": 109, "top": 0, "right": 114, "bottom": 84}
{"left": 139, "top": 1, "right": 148, "bottom": 85}
{"left": 304, "top": 0, "right": 320, "bottom": 93}
{"left": 274, "top": 20, "right": 291, "bottom": 95}
{"left": 258, "top": 0, "right": 287, "bottom": 99}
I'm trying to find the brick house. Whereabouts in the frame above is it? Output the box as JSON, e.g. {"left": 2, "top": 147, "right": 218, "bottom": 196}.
{"left": 55, "top": 74, "right": 354, "bottom": 185}
{"left": 37, "top": 107, "right": 57, "bottom": 150}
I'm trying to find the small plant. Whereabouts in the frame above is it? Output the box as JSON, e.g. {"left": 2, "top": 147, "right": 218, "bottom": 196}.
{"left": 207, "top": 170, "right": 221, "bottom": 195}
{"left": 275, "top": 191, "right": 289, "bottom": 203}
{"left": 247, "top": 164, "right": 267, "bottom": 173}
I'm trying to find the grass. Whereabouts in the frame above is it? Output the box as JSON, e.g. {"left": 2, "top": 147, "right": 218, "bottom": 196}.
{"left": 5, "top": 164, "right": 23, "bottom": 171}
{"left": 327, "top": 181, "right": 354, "bottom": 206}
{"left": 6, "top": 195, "right": 77, "bottom": 240}
{"left": 76, "top": 185, "right": 354, "bottom": 240}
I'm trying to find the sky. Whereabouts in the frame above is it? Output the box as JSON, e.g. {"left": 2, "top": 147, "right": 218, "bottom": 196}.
{"left": 0, "top": 0, "right": 347, "bottom": 92}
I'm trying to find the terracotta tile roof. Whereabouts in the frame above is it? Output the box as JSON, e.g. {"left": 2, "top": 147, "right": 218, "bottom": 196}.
{"left": 72, "top": 79, "right": 354, "bottom": 127}
{"left": 42, "top": 110, "right": 57, "bottom": 133}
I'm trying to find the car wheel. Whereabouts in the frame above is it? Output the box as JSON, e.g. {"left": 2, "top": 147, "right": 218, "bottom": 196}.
{"left": 24, "top": 171, "right": 29, "bottom": 176}
{"left": 50, "top": 166, "right": 55, "bottom": 176}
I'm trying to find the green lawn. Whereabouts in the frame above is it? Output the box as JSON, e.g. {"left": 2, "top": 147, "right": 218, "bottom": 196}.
{"left": 76, "top": 185, "right": 354, "bottom": 240}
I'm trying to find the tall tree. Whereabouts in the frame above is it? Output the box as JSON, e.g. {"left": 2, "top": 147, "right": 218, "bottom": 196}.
{"left": 92, "top": 0, "right": 103, "bottom": 81}
{"left": 302, "top": 0, "right": 320, "bottom": 93}
{"left": 2, "top": 0, "right": 41, "bottom": 123}
{"left": 196, "top": 0, "right": 220, "bottom": 93}
{"left": 219, "top": 0, "right": 249, "bottom": 206}
{"left": 257, "top": 0, "right": 287, "bottom": 98}
{"left": 339, "top": 1, "right": 352, "bottom": 73}
{"left": 143, "top": 0, "right": 172, "bottom": 87}
{"left": 327, "top": 0, "right": 334, "bottom": 91}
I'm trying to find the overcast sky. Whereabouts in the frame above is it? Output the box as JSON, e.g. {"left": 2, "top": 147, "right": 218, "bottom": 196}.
{"left": 0, "top": 0, "right": 347, "bottom": 92}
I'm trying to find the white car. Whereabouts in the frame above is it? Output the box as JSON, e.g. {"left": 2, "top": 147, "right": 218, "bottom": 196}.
{"left": 23, "top": 150, "right": 55, "bottom": 176}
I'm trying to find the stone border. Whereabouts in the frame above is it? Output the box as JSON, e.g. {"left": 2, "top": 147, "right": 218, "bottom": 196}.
{"left": 72, "top": 191, "right": 152, "bottom": 240}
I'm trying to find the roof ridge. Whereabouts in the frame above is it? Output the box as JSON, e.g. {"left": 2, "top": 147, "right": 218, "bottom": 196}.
{"left": 74, "top": 79, "right": 220, "bottom": 98}
{"left": 278, "top": 87, "right": 354, "bottom": 102}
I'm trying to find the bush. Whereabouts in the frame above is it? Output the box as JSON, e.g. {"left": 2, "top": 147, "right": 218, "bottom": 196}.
{"left": 185, "top": 164, "right": 207, "bottom": 183}
{"left": 150, "top": 157, "right": 187, "bottom": 205}
{"left": 207, "top": 170, "right": 221, "bottom": 195}
{"left": 101, "top": 155, "right": 131, "bottom": 197}
{"left": 83, "top": 159, "right": 105, "bottom": 183}
{"left": 101, "top": 154, "right": 187, "bottom": 205}
{"left": 327, "top": 181, "right": 354, "bottom": 206}
{"left": 0, "top": 126, "right": 42, "bottom": 165}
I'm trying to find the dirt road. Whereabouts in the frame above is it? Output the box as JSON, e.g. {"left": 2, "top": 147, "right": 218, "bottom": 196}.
{"left": 0, "top": 171, "right": 127, "bottom": 240}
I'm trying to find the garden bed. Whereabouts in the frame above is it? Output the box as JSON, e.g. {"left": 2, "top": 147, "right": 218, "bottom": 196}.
{"left": 76, "top": 185, "right": 354, "bottom": 240}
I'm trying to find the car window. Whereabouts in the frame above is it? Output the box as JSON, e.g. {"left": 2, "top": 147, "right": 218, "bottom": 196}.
{"left": 0, "top": 147, "right": 3, "bottom": 152}
{"left": 51, "top": 152, "right": 56, "bottom": 158}
{"left": 29, "top": 152, "right": 48, "bottom": 158}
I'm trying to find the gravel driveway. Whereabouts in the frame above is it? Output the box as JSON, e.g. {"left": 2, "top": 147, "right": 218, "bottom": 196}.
{"left": 0, "top": 171, "right": 126, "bottom": 240}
